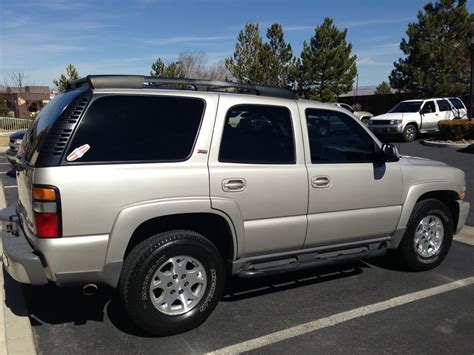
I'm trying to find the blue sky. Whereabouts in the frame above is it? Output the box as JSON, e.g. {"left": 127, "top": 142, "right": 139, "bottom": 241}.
{"left": 1, "top": 0, "right": 472, "bottom": 88}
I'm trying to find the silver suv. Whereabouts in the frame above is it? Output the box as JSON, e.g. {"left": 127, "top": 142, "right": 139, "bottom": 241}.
{"left": 1, "top": 75, "right": 470, "bottom": 336}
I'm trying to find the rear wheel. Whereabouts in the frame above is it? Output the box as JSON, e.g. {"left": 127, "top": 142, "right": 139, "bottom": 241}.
{"left": 396, "top": 199, "right": 453, "bottom": 271}
{"left": 361, "top": 117, "right": 370, "bottom": 125}
{"left": 119, "top": 230, "right": 225, "bottom": 336}
{"left": 402, "top": 124, "right": 417, "bottom": 142}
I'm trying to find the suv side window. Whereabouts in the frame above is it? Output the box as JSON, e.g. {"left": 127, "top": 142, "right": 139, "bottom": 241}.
{"left": 422, "top": 101, "right": 436, "bottom": 113}
{"left": 436, "top": 99, "right": 451, "bottom": 112}
{"left": 306, "top": 108, "right": 375, "bottom": 163}
{"left": 219, "top": 104, "right": 295, "bottom": 164}
{"left": 67, "top": 95, "right": 205, "bottom": 163}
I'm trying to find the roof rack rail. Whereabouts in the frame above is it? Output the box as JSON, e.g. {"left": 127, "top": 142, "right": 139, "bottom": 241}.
{"left": 67, "top": 75, "right": 298, "bottom": 100}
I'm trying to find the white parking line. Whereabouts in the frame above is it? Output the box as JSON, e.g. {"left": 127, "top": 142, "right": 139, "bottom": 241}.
{"left": 3, "top": 186, "right": 16, "bottom": 189}
{"left": 208, "top": 276, "right": 474, "bottom": 355}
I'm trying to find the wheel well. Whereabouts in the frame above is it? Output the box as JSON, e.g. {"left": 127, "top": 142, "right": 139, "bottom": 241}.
{"left": 404, "top": 122, "right": 418, "bottom": 131}
{"left": 416, "top": 190, "right": 459, "bottom": 228}
{"left": 124, "top": 213, "right": 235, "bottom": 262}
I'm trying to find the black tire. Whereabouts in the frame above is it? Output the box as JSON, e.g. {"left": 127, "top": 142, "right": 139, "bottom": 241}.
{"left": 402, "top": 124, "right": 417, "bottom": 142}
{"left": 361, "top": 118, "right": 370, "bottom": 125}
{"left": 118, "top": 230, "right": 225, "bottom": 336}
{"left": 396, "top": 199, "right": 453, "bottom": 271}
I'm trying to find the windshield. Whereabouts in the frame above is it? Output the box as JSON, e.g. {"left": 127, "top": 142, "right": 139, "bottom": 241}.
{"left": 389, "top": 101, "right": 423, "bottom": 113}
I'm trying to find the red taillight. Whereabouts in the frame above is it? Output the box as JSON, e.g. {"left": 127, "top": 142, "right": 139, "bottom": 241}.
{"left": 32, "top": 185, "right": 60, "bottom": 238}
{"left": 34, "top": 213, "right": 59, "bottom": 238}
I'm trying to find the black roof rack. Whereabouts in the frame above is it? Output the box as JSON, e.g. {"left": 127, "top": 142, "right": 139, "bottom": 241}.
{"left": 67, "top": 75, "right": 297, "bottom": 100}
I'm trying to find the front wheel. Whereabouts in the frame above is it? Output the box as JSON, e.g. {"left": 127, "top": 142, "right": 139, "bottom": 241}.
{"left": 361, "top": 117, "right": 370, "bottom": 125}
{"left": 402, "top": 124, "right": 417, "bottom": 142}
{"left": 396, "top": 199, "right": 453, "bottom": 271}
{"left": 118, "top": 230, "right": 225, "bottom": 336}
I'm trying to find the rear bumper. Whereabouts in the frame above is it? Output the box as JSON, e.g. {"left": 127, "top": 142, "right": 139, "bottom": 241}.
{"left": 1, "top": 207, "right": 48, "bottom": 285}
{"left": 2, "top": 230, "right": 48, "bottom": 285}
{"left": 5, "top": 148, "right": 17, "bottom": 165}
{"left": 456, "top": 200, "right": 470, "bottom": 235}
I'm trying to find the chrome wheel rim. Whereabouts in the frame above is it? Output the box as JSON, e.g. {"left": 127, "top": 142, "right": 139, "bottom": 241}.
{"left": 405, "top": 127, "right": 415, "bottom": 140}
{"left": 149, "top": 255, "right": 207, "bottom": 316}
{"left": 414, "top": 215, "right": 444, "bottom": 258}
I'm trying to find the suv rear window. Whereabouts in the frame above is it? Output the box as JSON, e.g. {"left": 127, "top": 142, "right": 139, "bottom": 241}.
{"left": 21, "top": 88, "right": 90, "bottom": 164}
{"left": 219, "top": 104, "right": 295, "bottom": 164}
{"left": 67, "top": 95, "right": 205, "bottom": 163}
{"left": 449, "top": 98, "right": 465, "bottom": 110}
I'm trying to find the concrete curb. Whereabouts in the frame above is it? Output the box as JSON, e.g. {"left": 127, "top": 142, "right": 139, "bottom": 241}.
{"left": 0, "top": 180, "right": 36, "bottom": 354}
{"left": 421, "top": 139, "right": 472, "bottom": 149}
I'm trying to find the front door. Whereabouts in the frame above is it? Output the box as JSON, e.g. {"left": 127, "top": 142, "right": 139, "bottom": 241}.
{"left": 209, "top": 96, "right": 308, "bottom": 257}
{"left": 300, "top": 106, "right": 403, "bottom": 247}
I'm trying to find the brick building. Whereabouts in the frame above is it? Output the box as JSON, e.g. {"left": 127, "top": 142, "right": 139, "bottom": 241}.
{"left": 3, "top": 86, "right": 50, "bottom": 118}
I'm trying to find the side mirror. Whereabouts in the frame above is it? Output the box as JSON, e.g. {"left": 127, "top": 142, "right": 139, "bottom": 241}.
{"left": 381, "top": 143, "right": 400, "bottom": 162}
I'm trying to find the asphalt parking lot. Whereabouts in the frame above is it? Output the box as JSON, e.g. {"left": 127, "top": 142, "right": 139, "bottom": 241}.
{"left": 0, "top": 138, "right": 473, "bottom": 354}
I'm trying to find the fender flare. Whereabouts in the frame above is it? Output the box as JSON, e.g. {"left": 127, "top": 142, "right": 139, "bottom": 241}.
{"left": 397, "top": 182, "right": 461, "bottom": 230}
{"left": 104, "top": 197, "right": 243, "bottom": 264}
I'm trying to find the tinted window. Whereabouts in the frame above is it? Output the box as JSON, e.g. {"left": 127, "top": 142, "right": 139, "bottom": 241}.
{"left": 436, "top": 100, "right": 451, "bottom": 112}
{"left": 22, "top": 88, "right": 90, "bottom": 164}
{"left": 421, "top": 101, "right": 436, "bottom": 113}
{"left": 389, "top": 101, "right": 422, "bottom": 113}
{"left": 219, "top": 105, "right": 295, "bottom": 164}
{"left": 449, "top": 98, "right": 465, "bottom": 110}
{"left": 67, "top": 95, "right": 204, "bottom": 163}
{"left": 306, "top": 109, "right": 375, "bottom": 163}
{"left": 339, "top": 103, "right": 353, "bottom": 113}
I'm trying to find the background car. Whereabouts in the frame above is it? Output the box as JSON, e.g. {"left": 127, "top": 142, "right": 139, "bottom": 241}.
{"left": 334, "top": 102, "right": 374, "bottom": 124}
{"left": 6, "top": 130, "right": 26, "bottom": 167}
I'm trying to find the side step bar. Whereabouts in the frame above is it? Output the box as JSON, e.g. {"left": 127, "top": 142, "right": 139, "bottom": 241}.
{"left": 238, "top": 243, "right": 387, "bottom": 278}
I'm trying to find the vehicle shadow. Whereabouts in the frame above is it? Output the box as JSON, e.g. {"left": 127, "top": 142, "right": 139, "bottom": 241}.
{"left": 18, "top": 261, "right": 368, "bottom": 337}
{"left": 457, "top": 144, "right": 474, "bottom": 154}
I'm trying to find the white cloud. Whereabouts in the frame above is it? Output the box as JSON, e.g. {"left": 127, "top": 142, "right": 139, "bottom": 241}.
{"left": 343, "top": 17, "right": 414, "bottom": 28}
{"left": 143, "top": 36, "right": 234, "bottom": 45}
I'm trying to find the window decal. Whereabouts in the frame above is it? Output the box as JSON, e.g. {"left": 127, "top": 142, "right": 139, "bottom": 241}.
{"left": 67, "top": 144, "right": 90, "bottom": 162}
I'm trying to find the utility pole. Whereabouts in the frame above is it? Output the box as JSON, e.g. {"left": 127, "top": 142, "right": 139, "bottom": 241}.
{"left": 469, "top": 21, "right": 474, "bottom": 120}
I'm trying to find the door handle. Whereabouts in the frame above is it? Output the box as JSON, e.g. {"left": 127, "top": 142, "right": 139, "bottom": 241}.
{"left": 222, "top": 178, "right": 246, "bottom": 192}
{"left": 312, "top": 176, "right": 330, "bottom": 188}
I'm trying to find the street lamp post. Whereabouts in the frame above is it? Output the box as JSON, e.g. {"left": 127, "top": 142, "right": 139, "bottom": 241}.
{"left": 469, "top": 22, "right": 474, "bottom": 120}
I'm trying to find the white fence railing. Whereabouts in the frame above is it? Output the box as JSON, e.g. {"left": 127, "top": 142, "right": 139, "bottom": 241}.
{"left": 0, "top": 117, "right": 33, "bottom": 135}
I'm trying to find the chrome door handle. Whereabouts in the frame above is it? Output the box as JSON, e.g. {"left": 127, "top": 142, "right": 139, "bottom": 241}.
{"left": 312, "top": 176, "right": 330, "bottom": 188}
{"left": 222, "top": 178, "right": 246, "bottom": 192}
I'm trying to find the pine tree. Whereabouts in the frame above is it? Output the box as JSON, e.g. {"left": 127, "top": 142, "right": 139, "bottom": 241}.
{"left": 298, "top": 18, "right": 357, "bottom": 101}
{"left": 264, "top": 24, "right": 295, "bottom": 87}
{"left": 0, "top": 95, "right": 9, "bottom": 116}
{"left": 389, "top": 0, "right": 472, "bottom": 96}
{"left": 53, "top": 64, "right": 79, "bottom": 92}
{"left": 150, "top": 58, "right": 185, "bottom": 78}
{"left": 225, "top": 23, "right": 266, "bottom": 84}
{"left": 225, "top": 23, "right": 295, "bottom": 87}
{"left": 374, "top": 81, "right": 392, "bottom": 95}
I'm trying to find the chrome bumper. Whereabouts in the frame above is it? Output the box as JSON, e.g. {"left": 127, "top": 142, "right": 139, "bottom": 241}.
{"left": 368, "top": 124, "right": 403, "bottom": 135}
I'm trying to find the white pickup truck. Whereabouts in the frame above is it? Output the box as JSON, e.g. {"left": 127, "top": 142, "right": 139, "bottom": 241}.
{"left": 368, "top": 97, "right": 467, "bottom": 142}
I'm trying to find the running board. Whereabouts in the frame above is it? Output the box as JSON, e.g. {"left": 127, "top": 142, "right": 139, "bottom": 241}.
{"left": 238, "top": 243, "right": 387, "bottom": 278}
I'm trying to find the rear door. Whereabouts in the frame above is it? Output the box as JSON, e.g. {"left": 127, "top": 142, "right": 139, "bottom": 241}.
{"left": 419, "top": 100, "right": 439, "bottom": 130}
{"left": 436, "top": 99, "right": 454, "bottom": 121}
{"left": 209, "top": 96, "right": 308, "bottom": 257}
